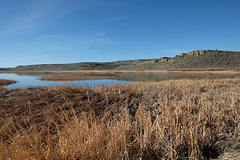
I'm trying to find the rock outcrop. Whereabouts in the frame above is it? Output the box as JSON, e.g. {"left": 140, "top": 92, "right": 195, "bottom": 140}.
{"left": 179, "top": 49, "right": 240, "bottom": 57}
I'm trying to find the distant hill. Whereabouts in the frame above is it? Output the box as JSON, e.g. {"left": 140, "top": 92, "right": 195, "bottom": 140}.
{"left": 10, "top": 59, "right": 156, "bottom": 71}
{"left": 9, "top": 50, "right": 240, "bottom": 71}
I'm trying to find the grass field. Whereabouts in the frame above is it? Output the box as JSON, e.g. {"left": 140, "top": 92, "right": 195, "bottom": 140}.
{"left": 0, "top": 78, "right": 240, "bottom": 159}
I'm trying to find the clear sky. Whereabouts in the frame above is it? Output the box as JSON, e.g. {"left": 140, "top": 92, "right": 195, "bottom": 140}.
{"left": 1, "top": 0, "right": 240, "bottom": 68}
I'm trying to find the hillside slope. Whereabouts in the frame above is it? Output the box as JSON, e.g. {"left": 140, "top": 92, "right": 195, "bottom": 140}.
{"left": 9, "top": 50, "right": 240, "bottom": 71}
{"left": 11, "top": 59, "right": 155, "bottom": 71}
{"left": 117, "top": 50, "right": 240, "bottom": 70}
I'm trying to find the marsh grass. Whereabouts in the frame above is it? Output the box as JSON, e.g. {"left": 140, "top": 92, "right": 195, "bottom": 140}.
{"left": 39, "top": 75, "right": 117, "bottom": 81}
{"left": 0, "top": 78, "right": 240, "bottom": 159}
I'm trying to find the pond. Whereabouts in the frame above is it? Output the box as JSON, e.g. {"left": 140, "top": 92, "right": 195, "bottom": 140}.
{"left": 0, "top": 72, "right": 240, "bottom": 89}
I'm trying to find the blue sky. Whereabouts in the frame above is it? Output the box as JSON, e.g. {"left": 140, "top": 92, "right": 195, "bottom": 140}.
{"left": 1, "top": 0, "right": 240, "bottom": 67}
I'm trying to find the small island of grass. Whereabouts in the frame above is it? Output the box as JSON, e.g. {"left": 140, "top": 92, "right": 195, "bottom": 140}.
{"left": 0, "top": 79, "right": 16, "bottom": 86}
{"left": 39, "top": 75, "right": 117, "bottom": 81}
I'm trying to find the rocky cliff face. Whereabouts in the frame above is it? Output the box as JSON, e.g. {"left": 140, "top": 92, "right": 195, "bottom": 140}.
{"left": 178, "top": 49, "right": 240, "bottom": 57}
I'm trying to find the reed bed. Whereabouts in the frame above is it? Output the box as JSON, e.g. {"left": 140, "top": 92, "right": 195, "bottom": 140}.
{"left": 0, "top": 78, "right": 240, "bottom": 159}
{"left": 39, "top": 75, "right": 117, "bottom": 81}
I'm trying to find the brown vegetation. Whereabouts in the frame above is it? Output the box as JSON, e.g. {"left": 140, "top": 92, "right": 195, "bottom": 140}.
{"left": 167, "top": 68, "right": 228, "bottom": 71}
{"left": 0, "top": 79, "right": 16, "bottom": 86}
{"left": 39, "top": 75, "right": 117, "bottom": 81}
{"left": 0, "top": 78, "right": 240, "bottom": 159}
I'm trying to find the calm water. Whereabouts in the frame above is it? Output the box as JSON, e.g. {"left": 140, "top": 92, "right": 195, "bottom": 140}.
{"left": 0, "top": 72, "right": 240, "bottom": 89}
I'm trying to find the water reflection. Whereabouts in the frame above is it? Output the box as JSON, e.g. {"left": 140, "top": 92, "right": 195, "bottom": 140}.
{"left": 0, "top": 73, "right": 128, "bottom": 89}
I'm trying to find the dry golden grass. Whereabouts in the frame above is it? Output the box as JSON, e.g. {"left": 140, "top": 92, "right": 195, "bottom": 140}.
{"left": 39, "top": 75, "right": 117, "bottom": 81}
{"left": 0, "top": 78, "right": 240, "bottom": 159}
{"left": 0, "top": 79, "right": 16, "bottom": 86}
